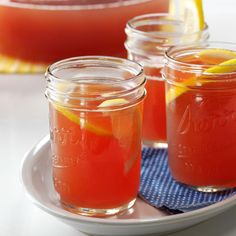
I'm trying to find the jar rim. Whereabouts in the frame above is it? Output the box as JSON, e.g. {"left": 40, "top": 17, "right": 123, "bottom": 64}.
{"left": 46, "top": 55, "right": 143, "bottom": 83}
{"left": 126, "top": 13, "right": 209, "bottom": 41}
{"left": 0, "top": 0, "right": 154, "bottom": 11}
{"left": 45, "top": 56, "right": 146, "bottom": 110}
{"left": 164, "top": 41, "right": 236, "bottom": 75}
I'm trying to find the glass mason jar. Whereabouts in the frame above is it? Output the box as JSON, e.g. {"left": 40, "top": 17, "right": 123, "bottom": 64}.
{"left": 125, "top": 13, "right": 209, "bottom": 148}
{"left": 162, "top": 42, "right": 236, "bottom": 192}
{"left": 45, "top": 56, "right": 146, "bottom": 216}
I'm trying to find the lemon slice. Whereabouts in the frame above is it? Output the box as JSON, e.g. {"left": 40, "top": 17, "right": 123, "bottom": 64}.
{"left": 54, "top": 98, "right": 129, "bottom": 136}
{"left": 0, "top": 54, "right": 46, "bottom": 73}
{"left": 54, "top": 103, "right": 112, "bottom": 136}
{"left": 98, "top": 98, "right": 128, "bottom": 108}
{"left": 166, "top": 78, "right": 196, "bottom": 105}
{"left": 166, "top": 53, "right": 236, "bottom": 104}
{"left": 169, "top": 0, "right": 205, "bottom": 32}
{"left": 198, "top": 48, "right": 236, "bottom": 64}
{"left": 204, "top": 58, "right": 236, "bottom": 74}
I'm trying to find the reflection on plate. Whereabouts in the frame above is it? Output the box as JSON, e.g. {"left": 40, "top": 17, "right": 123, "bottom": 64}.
{"left": 20, "top": 135, "right": 236, "bottom": 236}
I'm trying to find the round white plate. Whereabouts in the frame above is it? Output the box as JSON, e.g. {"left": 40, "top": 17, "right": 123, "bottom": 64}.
{"left": 21, "top": 135, "right": 236, "bottom": 236}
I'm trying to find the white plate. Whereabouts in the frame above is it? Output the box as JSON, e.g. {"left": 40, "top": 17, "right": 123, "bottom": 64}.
{"left": 21, "top": 135, "right": 236, "bottom": 236}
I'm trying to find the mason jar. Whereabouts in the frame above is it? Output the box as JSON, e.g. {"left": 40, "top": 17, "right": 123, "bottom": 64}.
{"left": 45, "top": 56, "right": 146, "bottom": 216}
{"left": 125, "top": 13, "right": 209, "bottom": 148}
{"left": 163, "top": 41, "right": 236, "bottom": 192}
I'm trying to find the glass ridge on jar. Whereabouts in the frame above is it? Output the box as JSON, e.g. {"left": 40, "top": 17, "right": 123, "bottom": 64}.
{"left": 45, "top": 56, "right": 146, "bottom": 216}
{"left": 125, "top": 13, "right": 209, "bottom": 148}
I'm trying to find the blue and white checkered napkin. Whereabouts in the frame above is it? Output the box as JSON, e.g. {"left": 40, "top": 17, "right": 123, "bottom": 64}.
{"left": 139, "top": 148, "right": 236, "bottom": 213}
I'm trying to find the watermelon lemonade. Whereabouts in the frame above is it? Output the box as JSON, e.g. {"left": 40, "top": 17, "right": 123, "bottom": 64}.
{"left": 0, "top": 0, "right": 168, "bottom": 63}
{"left": 125, "top": 13, "right": 209, "bottom": 148}
{"left": 45, "top": 56, "right": 146, "bottom": 216}
{"left": 163, "top": 42, "right": 236, "bottom": 192}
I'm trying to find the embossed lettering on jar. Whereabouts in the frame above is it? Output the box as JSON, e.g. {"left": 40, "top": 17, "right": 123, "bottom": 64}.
{"left": 45, "top": 56, "right": 146, "bottom": 216}
{"left": 163, "top": 42, "right": 236, "bottom": 192}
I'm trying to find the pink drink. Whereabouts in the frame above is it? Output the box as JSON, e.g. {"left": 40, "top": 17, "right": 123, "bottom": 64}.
{"left": 0, "top": 0, "right": 168, "bottom": 63}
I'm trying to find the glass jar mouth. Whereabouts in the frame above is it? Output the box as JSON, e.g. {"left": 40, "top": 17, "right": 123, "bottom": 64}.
{"left": 125, "top": 13, "right": 209, "bottom": 43}
{"left": 1, "top": 0, "right": 153, "bottom": 10}
{"left": 46, "top": 56, "right": 143, "bottom": 83}
{"left": 45, "top": 56, "right": 146, "bottom": 110}
{"left": 164, "top": 41, "right": 236, "bottom": 76}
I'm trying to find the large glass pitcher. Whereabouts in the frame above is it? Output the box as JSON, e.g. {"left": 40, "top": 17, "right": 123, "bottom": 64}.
{"left": 0, "top": 0, "right": 168, "bottom": 64}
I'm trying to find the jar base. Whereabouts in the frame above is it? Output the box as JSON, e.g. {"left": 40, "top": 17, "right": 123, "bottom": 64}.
{"left": 142, "top": 140, "right": 167, "bottom": 149}
{"left": 61, "top": 198, "right": 136, "bottom": 217}
{"left": 178, "top": 182, "right": 233, "bottom": 193}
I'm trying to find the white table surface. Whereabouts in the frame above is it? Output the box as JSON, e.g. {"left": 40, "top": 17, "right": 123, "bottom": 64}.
{"left": 1, "top": 1, "right": 236, "bottom": 235}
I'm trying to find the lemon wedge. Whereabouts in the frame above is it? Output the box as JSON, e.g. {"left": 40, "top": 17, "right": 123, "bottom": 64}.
{"left": 53, "top": 98, "right": 129, "bottom": 136}
{"left": 98, "top": 98, "right": 128, "bottom": 108}
{"left": 53, "top": 103, "right": 112, "bottom": 136}
{"left": 166, "top": 79, "right": 195, "bottom": 105}
{"left": 198, "top": 48, "right": 236, "bottom": 64}
{"left": 0, "top": 54, "right": 46, "bottom": 73}
{"left": 169, "top": 0, "right": 205, "bottom": 32}
{"left": 204, "top": 58, "right": 236, "bottom": 74}
{"left": 166, "top": 51, "right": 236, "bottom": 105}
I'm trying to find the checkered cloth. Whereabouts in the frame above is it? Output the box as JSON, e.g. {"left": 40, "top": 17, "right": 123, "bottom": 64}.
{"left": 139, "top": 148, "right": 236, "bottom": 213}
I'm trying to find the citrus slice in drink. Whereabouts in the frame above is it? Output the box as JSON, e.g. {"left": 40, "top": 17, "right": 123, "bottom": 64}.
{"left": 53, "top": 98, "right": 129, "bottom": 136}
{"left": 109, "top": 103, "right": 142, "bottom": 174}
{"left": 54, "top": 97, "right": 142, "bottom": 174}
{"left": 98, "top": 98, "right": 128, "bottom": 108}
{"left": 197, "top": 48, "right": 236, "bottom": 64}
{"left": 169, "top": 0, "right": 205, "bottom": 32}
{"left": 166, "top": 50, "right": 236, "bottom": 105}
{"left": 53, "top": 103, "right": 112, "bottom": 136}
{"left": 204, "top": 58, "right": 236, "bottom": 74}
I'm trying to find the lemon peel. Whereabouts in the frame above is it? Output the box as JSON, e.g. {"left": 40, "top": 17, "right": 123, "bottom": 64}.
{"left": 169, "top": 0, "right": 205, "bottom": 33}
{"left": 53, "top": 103, "right": 112, "bottom": 136}
{"left": 204, "top": 58, "right": 236, "bottom": 74}
{"left": 198, "top": 49, "right": 236, "bottom": 64}
{"left": 54, "top": 99, "right": 129, "bottom": 136}
{"left": 98, "top": 98, "right": 128, "bottom": 108}
{"left": 166, "top": 57, "right": 236, "bottom": 105}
